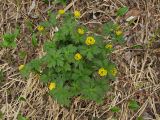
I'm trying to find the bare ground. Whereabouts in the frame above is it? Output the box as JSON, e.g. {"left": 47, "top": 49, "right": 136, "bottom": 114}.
{"left": 0, "top": 0, "right": 160, "bottom": 120}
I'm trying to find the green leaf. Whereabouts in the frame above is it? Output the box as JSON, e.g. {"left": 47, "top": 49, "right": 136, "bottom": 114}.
{"left": 18, "top": 96, "right": 26, "bottom": 101}
{"left": 112, "top": 34, "right": 124, "bottom": 43}
{"left": 26, "top": 20, "right": 34, "bottom": 32}
{"left": 63, "top": 63, "right": 71, "bottom": 71}
{"left": 103, "top": 22, "right": 115, "bottom": 35}
{"left": 137, "top": 116, "right": 143, "bottom": 120}
{"left": 47, "top": 57, "right": 56, "bottom": 68}
{"left": 0, "top": 111, "right": 3, "bottom": 119}
{"left": 93, "top": 59, "right": 104, "bottom": 66}
{"left": 40, "top": 74, "right": 49, "bottom": 84}
{"left": 56, "top": 59, "right": 64, "bottom": 67}
{"left": 49, "top": 14, "right": 57, "bottom": 26}
{"left": 14, "top": 28, "right": 20, "bottom": 37}
{"left": 50, "top": 82, "right": 71, "bottom": 106}
{"left": 20, "top": 65, "right": 31, "bottom": 78}
{"left": 91, "top": 46, "right": 101, "bottom": 55}
{"left": 86, "top": 52, "right": 94, "bottom": 60}
{"left": 29, "top": 59, "right": 41, "bottom": 72}
{"left": 42, "top": 55, "right": 55, "bottom": 68}
{"left": 81, "top": 80, "right": 108, "bottom": 104}
{"left": 18, "top": 51, "right": 27, "bottom": 59}
{"left": 131, "top": 44, "right": 143, "bottom": 49}
{"left": 116, "top": 6, "right": 129, "bottom": 16}
{"left": 40, "top": 69, "right": 57, "bottom": 84}
{"left": 40, "top": 21, "right": 51, "bottom": 28}
{"left": 43, "top": 41, "right": 56, "bottom": 52}
{"left": 110, "top": 106, "right": 120, "bottom": 113}
{"left": 31, "top": 34, "right": 38, "bottom": 47}
{"left": 17, "top": 114, "right": 28, "bottom": 120}
{"left": 128, "top": 100, "right": 140, "bottom": 110}
{"left": 1, "top": 28, "right": 19, "bottom": 48}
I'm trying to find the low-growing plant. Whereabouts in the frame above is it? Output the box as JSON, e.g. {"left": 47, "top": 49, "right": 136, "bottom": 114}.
{"left": 0, "top": 28, "right": 19, "bottom": 48}
{"left": 128, "top": 100, "right": 140, "bottom": 110}
{"left": 110, "top": 106, "right": 121, "bottom": 113}
{"left": 116, "top": 6, "right": 129, "bottom": 17}
{"left": 18, "top": 51, "right": 27, "bottom": 59}
{"left": 17, "top": 114, "right": 29, "bottom": 120}
{"left": 21, "top": 10, "right": 125, "bottom": 106}
{"left": 31, "top": 34, "right": 38, "bottom": 47}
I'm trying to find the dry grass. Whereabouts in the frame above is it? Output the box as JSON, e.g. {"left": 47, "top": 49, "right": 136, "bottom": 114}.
{"left": 0, "top": 0, "right": 160, "bottom": 120}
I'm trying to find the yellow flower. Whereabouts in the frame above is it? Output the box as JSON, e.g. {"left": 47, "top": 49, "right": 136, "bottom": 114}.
{"left": 37, "top": 25, "right": 44, "bottom": 31}
{"left": 18, "top": 64, "right": 25, "bottom": 71}
{"left": 105, "top": 43, "right": 113, "bottom": 49}
{"left": 78, "top": 28, "right": 84, "bottom": 35}
{"left": 98, "top": 68, "right": 107, "bottom": 76}
{"left": 49, "top": 82, "right": 56, "bottom": 90}
{"left": 74, "top": 53, "right": 82, "bottom": 60}
{"left": 74, "top": 10, "right": 81, "bottom": 18}
{"left": 58, "top": 9, "right": 65, "bottom": 15}
{"left": 111, "top": 68, "right": 117, "bottom": 76}
{"left": 85, "top": 36, "right": 95, "bottom": 45}
{"left": 115, "top": 30, "right": 122, "bottom": 36}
